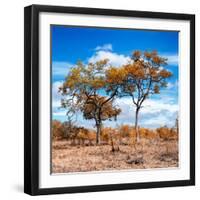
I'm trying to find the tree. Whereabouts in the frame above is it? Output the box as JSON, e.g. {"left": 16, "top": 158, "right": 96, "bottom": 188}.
{"left": 107, "top": 50, "right": 172, "bottom": 142}
{"left": 82, "top": 95, "right": 121, "bottom": 144}
{"left": 59, "top": 59, "right": 120, "bottom": 144}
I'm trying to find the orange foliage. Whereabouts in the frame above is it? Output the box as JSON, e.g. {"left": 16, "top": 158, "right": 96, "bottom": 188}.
{"left": 124, "top": 62, "right": 145, "bottom": 79}
{"left": 106, "top": 67, "right": 127, "bottom": 84}
{"left": 52, "top": 120, "right": 178, "bottom": 148}
{"left": 156, "top": 126, "right": 178, "bottom": 140}
{"left": 82, "top": 95, "right": 121, "bottom": 121}
{"left": 52, "top": 120, "right": 65, "bottom": 140}
{"left": 139, "top": 128, "right": 157, "bottom": 139}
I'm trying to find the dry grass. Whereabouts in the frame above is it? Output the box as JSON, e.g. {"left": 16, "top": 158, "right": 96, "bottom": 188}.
{"left": 52, "top": 138, "right": 178, "bottom": 173}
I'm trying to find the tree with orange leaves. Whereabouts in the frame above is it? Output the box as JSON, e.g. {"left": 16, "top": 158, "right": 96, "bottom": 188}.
{"left": 82, "top": 95, "right": 121, "bottom": 144}
{"left": 106, "top": 50, "right": 172, "bottom": 143}
{"left": 59, "top": 59, "right": 121, "bottom": 144}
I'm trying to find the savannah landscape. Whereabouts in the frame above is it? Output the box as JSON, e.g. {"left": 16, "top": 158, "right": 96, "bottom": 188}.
{"left": 51, "top": 49, "right": 179, "bottom": 173}
{"left": 52, "top": 123, "right": 178, "bottom": 173}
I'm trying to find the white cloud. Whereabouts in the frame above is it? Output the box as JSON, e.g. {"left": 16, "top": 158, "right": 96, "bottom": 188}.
{"left": 89, "top": 50, "right": 178, "bottom": 68}
{"left": 162, "top": 54, "right": 178, "bottom": 66}
{"left": 52, "top": 61, "right": 73, "bottom": 76}
{"left": 52, "top": 81, "right": 64, "bottom": 111}
{"left": 53, "top": 110, "right": 66, "bottom": 116}
{"left": 142, "top": 99, "right": 178, "bottom": 114}
{"left": 52, "top": 81, "right": 63, "bottom": 100}
{"left": 95, "top": 44, "right": 113, "bottom": 51}
{"left": 167, "top": 82, "right": 174, "bottom": 89}
{"left": 113, "top": 97, "right": 178, "bottom": 128}
{"left": 88, "top": 50, "right": 130, "bottom": 67}
{"left": 52, "top": 81, "right": 79, "bottom": 120}
{"left": 167, "top": 80, "right": 178, "bottom": 89}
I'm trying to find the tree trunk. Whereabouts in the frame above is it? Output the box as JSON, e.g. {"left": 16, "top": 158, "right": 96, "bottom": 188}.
{"left": 96, "top": 123, "right": 102, "bottom": 145}
{"left": 135, "top": 107, "right": 140, "bottom": 143}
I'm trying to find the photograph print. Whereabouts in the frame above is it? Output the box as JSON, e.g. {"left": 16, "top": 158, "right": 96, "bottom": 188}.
{"left": 51, "top": 25, "right": 179, "bottom": 174}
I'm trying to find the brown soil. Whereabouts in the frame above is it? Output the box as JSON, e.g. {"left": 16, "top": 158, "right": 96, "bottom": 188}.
{"left": 52, "top": 138, "right": 178, "bottom": 173}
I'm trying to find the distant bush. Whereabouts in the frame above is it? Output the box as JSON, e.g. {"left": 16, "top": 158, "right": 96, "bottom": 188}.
{"left": 156, "top": 126, "right": 178, "bottom": 140}
{"left": 101, "top": 127, "right": 112, "bottom": 143}
{"left": 52, "top": 120, "right": 178, "bottom": 146}
{"left": 119, "top": 125, "right": 131, "bottom": 137}
{"left": 52, "top": 120, "right": 96, "bottom": 145}
{"left": 101, "top": 127, "right": 120, "bottom": 151}
{"left": 139, "top": 128, "right": 157, "bottom": 139}
{"left": 52, "top": 120, "right": 65, "bottom": 140}
{"left": 102, "top": 125, "right": 158, "bottom": 145}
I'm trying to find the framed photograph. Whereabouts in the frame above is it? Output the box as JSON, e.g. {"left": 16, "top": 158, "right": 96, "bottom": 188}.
{"left": 24, "top": 4, "right": 195, "bottom": 195}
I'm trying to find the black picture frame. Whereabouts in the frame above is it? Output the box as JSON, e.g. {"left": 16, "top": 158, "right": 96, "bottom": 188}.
{"left": 24, "top": 4, "right": 195, "bottom": 196}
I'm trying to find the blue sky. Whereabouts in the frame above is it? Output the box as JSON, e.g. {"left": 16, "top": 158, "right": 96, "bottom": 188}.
{"left": 51, "top": 25, "right": 179, "bottom": 129}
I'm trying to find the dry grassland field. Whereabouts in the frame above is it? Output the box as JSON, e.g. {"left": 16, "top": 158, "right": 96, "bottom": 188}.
{"left": 51, "top": 126, "right": 178, "bottom": 173}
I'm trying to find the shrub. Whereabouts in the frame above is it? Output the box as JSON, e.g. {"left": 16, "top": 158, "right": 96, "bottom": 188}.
{"left": 139, "top": 128, "right": 157, "bottom": 139}
{"left": 156, "top": 126, "right": 178, "bottom": 140}
{"left": 52, "top": 120, "right": 65, "bottom": 140}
